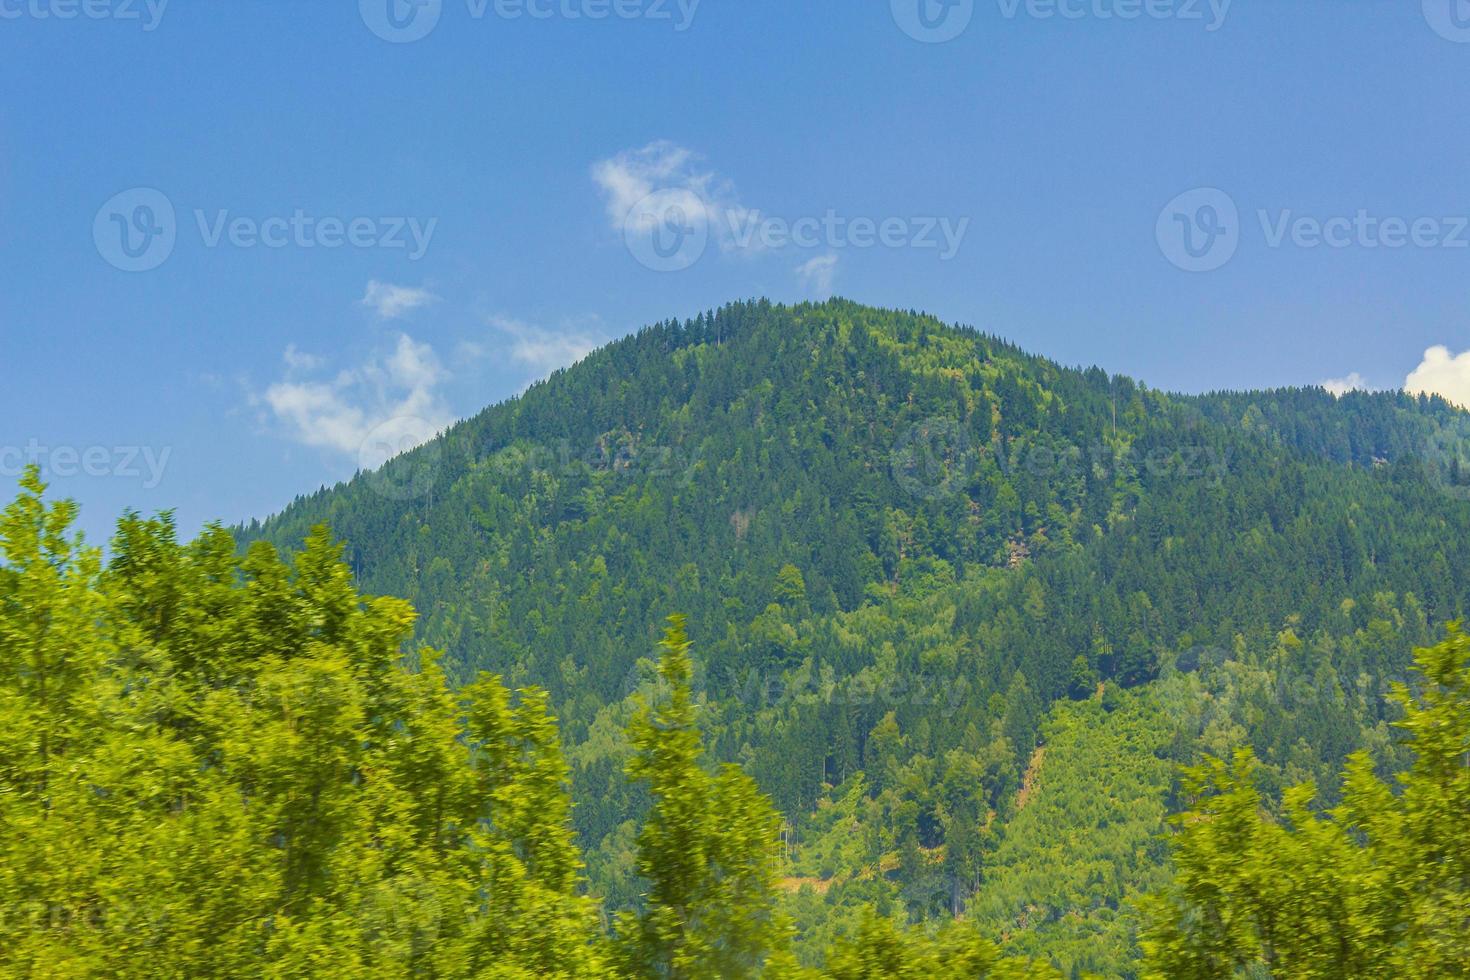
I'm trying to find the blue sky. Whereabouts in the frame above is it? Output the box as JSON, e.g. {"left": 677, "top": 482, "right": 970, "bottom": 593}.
{"left": 4, "top": 0, "right": 1470, "bottom": 543}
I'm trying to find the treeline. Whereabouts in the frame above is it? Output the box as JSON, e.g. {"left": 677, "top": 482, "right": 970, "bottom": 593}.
{"left": 9, "top": 471, "right": 1470, "bottom": 975}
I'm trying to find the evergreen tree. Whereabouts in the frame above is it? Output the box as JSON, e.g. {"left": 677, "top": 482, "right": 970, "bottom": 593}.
{"left": 618, "top": 615, "right": 788, "bottom": 978}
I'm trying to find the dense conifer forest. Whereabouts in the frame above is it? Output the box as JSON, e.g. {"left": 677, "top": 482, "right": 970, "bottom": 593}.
{"left": 6, "top": 300, "right": 1470, "bottom": 975}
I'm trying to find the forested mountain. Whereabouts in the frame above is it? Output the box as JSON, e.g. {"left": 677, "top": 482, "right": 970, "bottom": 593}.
{"left": 225, "top": 299, "right": 1470, "bottom": 974}
{"left": 6, "top": 299, "right": 1461, "bottom": 974}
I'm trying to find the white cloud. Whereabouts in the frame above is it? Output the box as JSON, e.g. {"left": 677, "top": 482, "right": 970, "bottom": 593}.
{"left": 592, "top": 141, "right": 699, "bottom": 226}
{"left": 361, "top": 280, "right": 438, "bottom": 319}
{"left": 796, "top": 254, "right": 839, "bottom": 298}
{"left": 1321, "top": 372, "right": 1369, "bottom": 398}
{"left": 282, "top": 344, "right": 323, "bottom": 372}
{"left": 257, "top": 334, "right": 455, "bottom": 465}
{"left": 1406, "top": 345, "right": 1470, "bottom": 410}
{"left": 591, "top": 141, "right": 753, "bottom": 253}
{"left": 488, "top": 316, "right": 605, "bottom": 379}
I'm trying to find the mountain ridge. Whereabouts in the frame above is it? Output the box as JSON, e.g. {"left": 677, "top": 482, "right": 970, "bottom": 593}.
{"left": 236, "top": 298, "right": 1470, "bottom": 972}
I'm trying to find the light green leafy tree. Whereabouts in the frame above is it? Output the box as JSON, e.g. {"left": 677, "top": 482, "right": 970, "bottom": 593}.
{"left": 617, "top": 614, "right": 790, "bottom": 978}
{"left": 0, "top": 468, "right": 607, "bottom": 978}
{"left": 1144, "top": 623, "right": 1470, "bottom": 978}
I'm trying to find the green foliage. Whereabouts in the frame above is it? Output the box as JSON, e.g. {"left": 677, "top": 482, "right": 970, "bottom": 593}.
{"left": 1144, "top": 624, "right": 1470, "bottom": 978}
{"left": 819, "top": 913, "right": 1060, "bottom": 979}
{"left": 4, "top": 470, "right": 1063, "bottom": 976}
{"left": 617, "top": 615, "right": 788, "bottom": 978}
{"left": 969, "top": 689, "right": 1174, "bottom": 976}
{"left": 239, "top": 301, "right": 1470, "bottom": 929}
{"left": 17, "top": 296, "right": 1470, "bottom": 974}
{"left": 0, "top": 467, "right": 606, "bottom": 978}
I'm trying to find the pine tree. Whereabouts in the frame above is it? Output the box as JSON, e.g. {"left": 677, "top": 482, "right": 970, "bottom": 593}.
{"left": 618, "top": 614, "right": 788, "bottom": 978}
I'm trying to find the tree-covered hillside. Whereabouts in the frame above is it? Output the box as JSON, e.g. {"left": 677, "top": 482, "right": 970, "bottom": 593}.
{"left": 231, "top": 299, "right": 1470, "bottom": 973}
{"left": 0, "top": 469, "right": 1053, "bottom": 977}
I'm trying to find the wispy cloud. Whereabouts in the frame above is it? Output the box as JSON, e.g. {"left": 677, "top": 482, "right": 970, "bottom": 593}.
{"left": 283, "top": 344, "right": 324, "bottom": 372}
{"left": 796, "top": 253, "right": 839, "bottom": 298}
{"left": 485, "top": 315, "right": 606, "bottom": 379}
{"left": 361, "top": 280, "right": 438, "bottom": 319}
{"left": 1406, "top": 345, "right": 1470, "bottom": 410}
{"left": 590, "top": 141, "right": 972, "bottom": 271}
{"left": 255, "top": 334, "right": 455, "bottom": 465}
{"left": 1321, "top": 372, "right": 1369, "bottom": 397}
{"left": 591, "top": 140, "right": 753, "bottom": 253}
